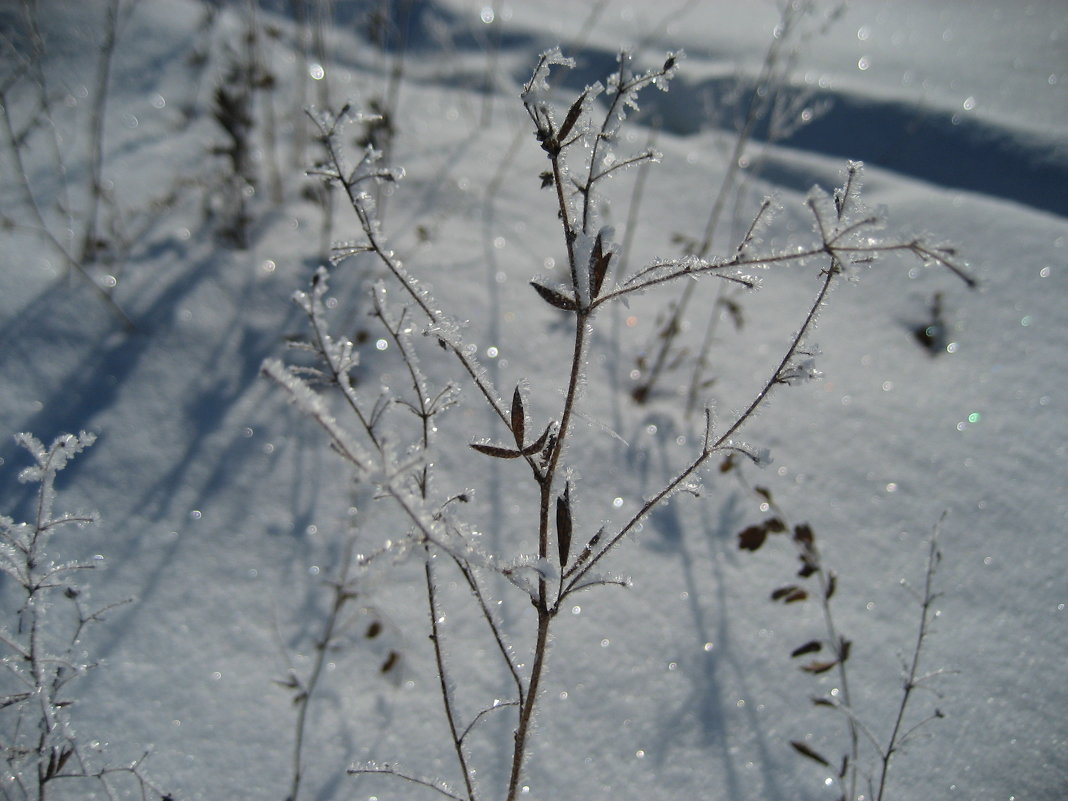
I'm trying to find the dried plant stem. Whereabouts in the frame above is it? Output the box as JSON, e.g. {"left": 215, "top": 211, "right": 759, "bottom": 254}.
{"left": 80, "top": 0, "right": 122, "bottom": 265}
{"left": 817, "top": 562, "right": 858, "bottom": 801}
{"left": 684, "top": 283, "right": 726, "bottom": 415}
{"left": 17, "top": 0, "right": 75, "bottom": 253}
{"left": 380, "top": 292, "right": 478, "bottom": 798}
{"left": 452, "top": 559, "right": 524, "bottom": 704}
{"left": 246, "top": 0, "right": 283, "bottom": 204}
{"left": 370, "top": 0, "right": 412, "bottom": 223}
{"left": 349, "top": 766, "right": 466, "bottom": 801}
{"left": 479, "top": 0, "right": 502, "bottom": 127}
{"left": 741, "top": 474, "right": 860, "bottom": 801}
{"left": 273, "top": 51, "right": 969, "bottom": 801}
{"left": 507, "top": 151, "right": 590, "bottom": 801}
{"left": 615, "top": 125, "right": 657, "bottom": 279}
{"left": 315, "top": 112, "right": 512, "bottom": 433}
{"left": 2, "top": 433, "right": 166, "bottom": 800}
{"left": 633, "top": 1, "right": 827, "bottom": 405}
{"left": 874, "top": 524, "right": 944, "bottom": 801}
{"left": 286, "top": 537, "right": 357, "bottom": 801}
{"left": 0, "top": 88, "right": 135, "bottom": 331}
{"left": 505, "top": 612, "right": 550, "bottom": 801}
{"left": 287, "top": 0, "right": 310, "bottom": 168}
{"left": 425, "top": 552, "right": 477, "bottom": 801}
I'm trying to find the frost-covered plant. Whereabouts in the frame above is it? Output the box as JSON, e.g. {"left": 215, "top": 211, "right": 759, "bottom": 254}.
{"left": 631, "top": 0, "right": 847, "bottom": 408}
{"left": 264, "top": 47, "right": 970, "bottom": 801}
{"left": 0, "top": 433, "right": 166, "bottom": 801}
{"left": 732, "top": 466, "right": 950, "bottom": 801}
{"left": 0, "top": 0, "right": 136, "bottom": 330}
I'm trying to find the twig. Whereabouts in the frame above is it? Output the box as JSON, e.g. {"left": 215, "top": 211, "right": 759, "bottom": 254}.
{"left": 874, "top": 517, "right": 946, "bottom": 801}
{"left": 425, "top": 551, "right": 477, "bottom": 800}
{"left": 349, "top": 765, "right": 466, "bottom": 801}
{"left": 0, "top": 87, "right": 135, "bottom": 330}
{"left": 284, "top": 537, "right": 358, "bottom": 801}
{"left": 80, "top": 0, "right": 129, "bottom": 265}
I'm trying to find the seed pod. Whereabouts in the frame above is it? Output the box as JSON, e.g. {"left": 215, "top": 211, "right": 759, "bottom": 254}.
{"left": 790, "top": 640, "right": 822, "bottom": 658}
{"left": 521, "top": 423, "right": 553, "bottom": 457}
{"left": 557, "top": 88, "right": 589, "bottom": 142}
{"left": 471, "top": 442, "right": 522, "bottom": 459}
{"left": 511, "top": 386, "right": 526, "bottom": 448}
{"left": 531, "top": 281, "right": 578, "bottom": 311}
{"left": 590, "top": 231, "right": 612, "bottom": 299}
{"left": 568, "top": 527, "right": 603, "bottom": 575}
{"left": 738, "top": 524, "right": 768, "bottom": 552}
{"left": 556, "top": 483, "right": 573, "bottom": 568}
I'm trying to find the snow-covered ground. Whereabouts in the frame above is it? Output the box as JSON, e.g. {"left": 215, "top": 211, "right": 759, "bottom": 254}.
{"left": 1, "top": 1, "right": 1065, "bottom": 799}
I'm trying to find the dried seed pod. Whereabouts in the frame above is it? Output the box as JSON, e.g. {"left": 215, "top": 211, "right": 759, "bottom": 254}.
{"left": 471, "top": 442, "right": 522, "bottom": 459}
{"left": 568, "top": 527, "right": 604, "bottom": 576}
{"left": 771, "top": 585, "right": 808, "bottom": 603}
{"left": 590, "top": 231, "right": 612, "bottom": 299}
{"left": 557, "top": 88, "right": 589, "bottom": 142}
{"left": 790, "top": 640, "right": 822, "bottom": 658}
{"left": 738, "top": 524, "right": 768, "bottom": 552}
{"left": 511, "top": 386, "right": 526, "bottom": 448}
{"left": 531, "top": 281, "right": 578, "bottom": 311}
{"left": 556, "top": 483, "right": 573, "bottom": 568}
{"left": 521, "top": 423, "right": 553, "bottom": 457}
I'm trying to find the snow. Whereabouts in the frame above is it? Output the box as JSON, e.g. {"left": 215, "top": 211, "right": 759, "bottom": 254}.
{"left": 1, "top": 1, "right": 1066, "bottom": 800}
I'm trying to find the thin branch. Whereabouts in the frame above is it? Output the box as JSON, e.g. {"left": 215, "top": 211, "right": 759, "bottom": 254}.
{"left": 313, "top": 110, "right": 515, "bottom": 437}
{"left": 425, "top": 550, "right": 477, "bottom": 801}
{"left": 0, "top": 89, "right": 135, "bottom": 330}
{"left": 451, "top": 557, "right": 525, "bottom": 705}
{"left": 285, "top": 537, "right": 358, "bottom": 801}
{"left": 874, "top": 518, "right": 946, "bottom": 801}
{"left": 568, "top": 257, "right": 836, "bottom": 593}
{"left": 459, "top": 700, "right": 520, "bottom": 745}
{"left": 348, "top": 766, "right": 466, "bottom": 801}
{"left": 80, "top": 0, "right": 124, "bottom": 265}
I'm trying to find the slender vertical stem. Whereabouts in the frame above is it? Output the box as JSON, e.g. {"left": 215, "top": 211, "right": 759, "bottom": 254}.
{"left": 875, "top": 531, "right": 941, "bottom": 801}
{"left": 20, "top": 0, "right": 75, "bottom": 257}
{"left": 288, "top": 0, "right": 309, "bottom": 168}
{"left": 287, "top": 538, "right": 356, "bottom": 801}
{"left": 636, "top": 2, "right": 803, "bottom": 404}
{"left": 480, "top": 0, "right": 502, "bottom": 127}
{"left": 814, "top": 564, "right": 858, "bottom": 801}
{"left": 374, "top": 0, "right": 411, "bottom": 223}
{"left": 425, "top": 551, "right": 477, "bottom": 801}
{"left": 502, "top": 102, "right": 598, "bottom": 791}
{"left": 505, "top": 610, "right": 550, "bottom": 801}
{"left": 80, "top": 0, "right": 121, "bottom": 265}
{"left": 246, "top": 0, "right": 283, "bottom": 204}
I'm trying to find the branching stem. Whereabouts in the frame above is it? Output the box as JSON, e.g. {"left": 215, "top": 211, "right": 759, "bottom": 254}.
{"left": 875, "top": 524, "right": 944, "bottom": 801}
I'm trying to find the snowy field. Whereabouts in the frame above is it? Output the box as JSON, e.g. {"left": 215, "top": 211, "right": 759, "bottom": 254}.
{"left": 1, "top": 1, "right": 1066, "bottom": 800}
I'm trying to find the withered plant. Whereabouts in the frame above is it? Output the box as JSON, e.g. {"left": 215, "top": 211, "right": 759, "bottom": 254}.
{"left": 0, "top": 433, "right": 169, "bottom": 801}
{"left": 630, "top": 0, "right": 845, "bottom": 408}
{"left": 732, "top": 461, "right": 951, "bottom": 801}
{"left": 0, "top": 0, "right": 138, "bottom": 330}
{"left": 264, "top": 45, "right": 970, "bottom": 801}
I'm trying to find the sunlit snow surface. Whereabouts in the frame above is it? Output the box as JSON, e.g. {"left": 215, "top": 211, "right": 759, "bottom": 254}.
{"left": 1, "top": 1, "right": 1065, "bottom": 799}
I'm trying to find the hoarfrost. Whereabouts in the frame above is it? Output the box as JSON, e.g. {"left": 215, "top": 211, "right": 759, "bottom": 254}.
{"left": 522, "top": 47, "right": 576, "bottom": 103}
{"left": 261, "top": 359, "right": 373, "bottom": 474}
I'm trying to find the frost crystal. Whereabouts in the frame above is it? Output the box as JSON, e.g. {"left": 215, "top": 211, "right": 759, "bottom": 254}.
{"left": 522, "top": 47, "right": 575, "bottom": 104}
